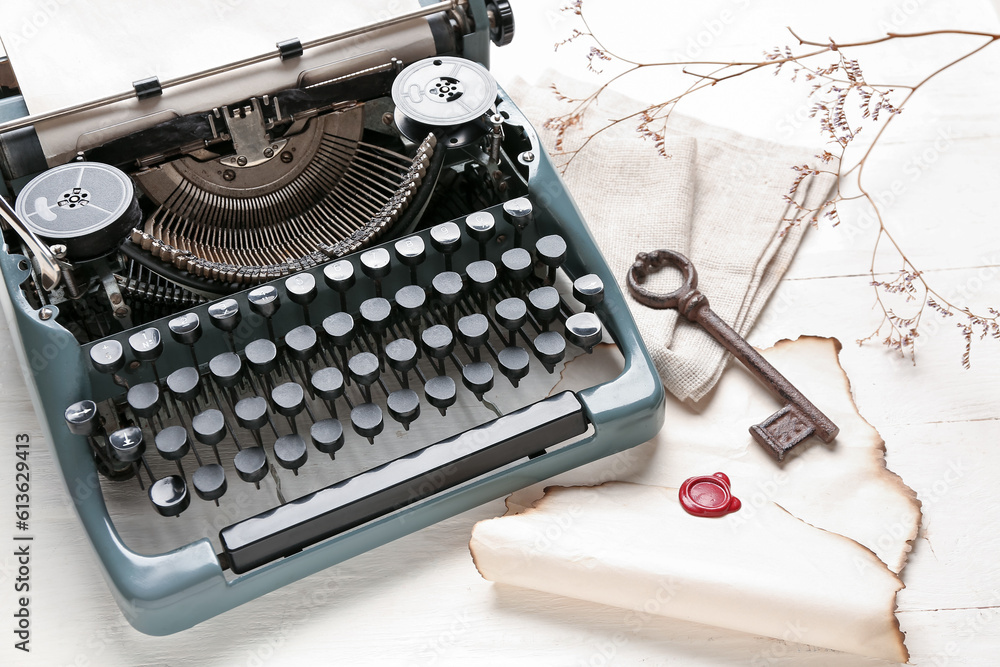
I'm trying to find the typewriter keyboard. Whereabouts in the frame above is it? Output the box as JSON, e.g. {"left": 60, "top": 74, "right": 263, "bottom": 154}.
{"left": 67, "top": 197, "right": 623, "bottom": 572}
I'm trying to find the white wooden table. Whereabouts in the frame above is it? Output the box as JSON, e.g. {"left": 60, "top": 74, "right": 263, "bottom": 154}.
{"left": 1, "top": 1, "right": 999, "bottom": 664}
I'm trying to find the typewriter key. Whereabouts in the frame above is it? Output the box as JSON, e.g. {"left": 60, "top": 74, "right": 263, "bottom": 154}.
{"left": 168, "top": 313, "right": 202, "bottom": 366}
{"left": 310, "top": 419, "right": 345, "bottom": 459}
{"left": 351, "top": 403, "right": 384, "bottom": 444}
{"left": 502, "top": 197, "right": 533, "bottom": 247}
{"left": 360, "top": 247, "right": 392, "bottom": 298}
{"left": 385, "top": 338, "right": 419, "bottom": 388}
{"left": 360, "top": 297, "right": 393, "bottom": 363}
{"left": 527, "top": 286, "right": 560, "bottom": 331}
{"left": 245, "top": 339, "right": 279, "bottom": 392}
{"left": 90, "top": 339, "right": 125, "bottom": 376}
{"left": 421, "top": 325, "right": 455, "bottom": 376}
{"left": 457, "top": 314, "right": 490, "bottom": 362}
{"left": 533, "top": 331, "right": 566, "bottom": 374}
{"left": 167, "top": 366, "right": 201, "bottom": 407}
{"left": 465, "top": 211, "right": 496, "bottom": 259}
{"left": 322, "top": 312, "right": 356, "bottom": 380}
{"left": 285, "top": 273, "right": 317, "bottom": 326}
{"left": 155, "top": 425, "right": 191, "bottom": 477}
{"left": 462, "top": 362, "right": 494, "bottom": 400}
{"left": 274, "top": 434, "right": 308, "bottom": 475}
{"left": 387, "top": 389, "right": 420, "bottom": 431}
{"left": 248, "top": 285, "right": 281, "bottom": 341}
{"left": 394, "top": 235, "right": 426, "bottom": 284}
{"left": 573, "top": 274, "right": 605, "bottom": 311}
{"left": 311, "top": 367, "right": 345, "bottom": 418}
{"left": 324, "top": 260, "right": 356, "bottom": 312}
{"left": 235, "top": 396, "right": 272, "bottom": 447}
{"left": 271, "top": 382, "right": 308, "bottom": 433}
{"left": 109, "top": 426, "right": 145, "bottom": 463}
{"left": 64, "top": 400, "right": 100, "bottom": 437}
{"left": 394, "top": 285, "right": 427, "bottom": 331}
{"left": 495, "top": 297, "right": 527, "bottom": 347}
{"left": 234, "top": 447, "right": 269, "bottom": 488}
{"left": 565, "top": 312, "right": 603, "bottom": 354}
{"left": 127, "top": 382, "right": 162, "bottom": 421}
{"left": 149, "top": 475, "right": 191, "bottom": 518}
{"left": 501, "top": 248, "right": 533, "bottom": 292}
{"left": 424, "top": 375, "right": 457, "bottom": 416}
{"left": 348, "top": 353, "right": 381, "bottom": 403}
{"left": 536, "top": 235, "right": 567, "bottom": 286}
{"left": 128, "top": 327, "right": 165, "bottom": 386}
{"left": 430, "top": 222, "right": 461, "bottom": 271}
{"left": 193, "top": 463, "right": 228, "bottom": 504}
{"left": 208, "top": 298, "right": 241, "bottom": 351}
{"left": 498, "top": 346, "right": 530, "bottom": 387}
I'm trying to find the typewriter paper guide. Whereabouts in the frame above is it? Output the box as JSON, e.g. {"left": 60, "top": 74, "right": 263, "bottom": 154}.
{"left": 471, "top": 337, "right": 918, "bottom": 661}
{"left": 0, "top": 0, "right": 426, "bottom": 161}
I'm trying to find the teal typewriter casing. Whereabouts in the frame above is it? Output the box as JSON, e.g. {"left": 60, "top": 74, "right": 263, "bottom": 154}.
{"left": 0, "top": 0, "right": 664, "bottom": 635}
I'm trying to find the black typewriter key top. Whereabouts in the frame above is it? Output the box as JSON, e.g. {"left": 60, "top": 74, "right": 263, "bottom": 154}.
{"left": 395, "top": 285, "right": 427, "bottom": 325}
{"left": 462, "top": 362, "right": 495, "bottom": 400}
{"left": 387, "top": 389, "right": 420, "bottom": 431}
{"left": 360, "top": 247, "right": 392, "bottom": 297}
{"left": 360, "top": 297, "right": 392, "bottom": 362}
{"left": 149, "top": 475, "right": 191, "bottom": 517}
{"left": 109, "top": 426, "right": 145, "bottom": 463}
{"left": 274, "top": 434, "right": 309, "bottom": 474}
{"left": 424, "top": 375, "right": 457, "bottom": 416}
{"left": 465, "top": 211, "right": 496, "bottom": 259}
{"left": 235, "top": 396, "right": 271, "bottom": 446}
{"left": 192, "top": 409, "right": 226, "bottom": 447}
{"left": 457, "top": 313, "right": 490, "bottom": 362}
{"left": 421, "top": 324, "right": 455, "bottom": 375}
{"left": 128, "top": 327, "right": 166, "bottom": 389}
{"left": 430, "top": 221, "right": 462, "bottom": 271}
{"left": 533, "top": 331, "right": 567, "bottom": 373}
{"left": 209, "top": 352, "right": 244, "bottom": 408}
{"left": 155, "top": 425, "right": 190, "bottom": 470}
{"left": 528, "top": 286, "right": 561, "bottom": 330}
{"left": 311, "top": 367, "right": 345, "bottom": 418}
{"left": 168, "top": 312, "right": 203, "bottom": 366}
{"left": 127, "top": 382, "right": 162, "bottom": 420}
{"left": 536, "top": 235, "right": 568, "bottom": 285}
{"left": 324, "top": 260, "right": 356, "bottom": 312}
{"left": 495, "top": 297, "right": 527, "bottom": 347}
{"left": 501, "top": 247, "right": 534, "bottom": 288}
{"left": 285, "top": 272, "right": 317, "bottom": 326}
{"left": 385, "top": 338, "right": 418, "bottom": 388}
{"left": 271, "top": 382, "right": 307, "bottom": 432}
{"left": 498, "top": 346, "right": 530, "bottom": 387}
{"left": 208, "top": 298, "right": 242, "bottom": 350}
{"left": 245, "top": 339, "right": 279, "bottom": 383}
{"left": 311, "top": 419, "right": 345, "bottom": 459}
{"left": 286, "top": 324, "right": 319, "bottom": 362}
{"left": 432, "top": 271, "right": 463, "bottom": 327}
{"left": 234, "top": 446, "right": 269, "bottom": 488}
{"left": 248, "top": 285, "right": 281, "bottom": 341}
{"left": 90, "top": 339, "right": 125, "bottom": 376}
{"left": 502, "top": 197, "right": 534, "bottom": 247}
{"left": 193, "top": 463, "right": 227, "bottom": 504}
{"left": 573, "top": 274, "right": 605, "bottom": 311}
{"left": 394, "top": 235, "right": 426, "bottom": 283}
{"left": 351, "top": 402, "right": 384, "bottom": 444}
{"left": 348, "top": 352, "right": 381, "bottom": 404}
{"left": 64, "top": 400, "right": 99, "bottom": 437}
{"left": 565, "top": 312, "right": 604, "bottom": 353}
{"left": 466, "top": 260, "right": 498, "bottom": 297}
{"left": 322, "top": 312, "right": 356, "bottom": 381}
{"left": 167, "top": 366, "right": 201, "bottom": 404}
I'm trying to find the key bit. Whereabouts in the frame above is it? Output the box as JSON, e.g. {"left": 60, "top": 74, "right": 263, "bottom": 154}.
{"left": 627, "top": 249, "right": 839, "bottom": 461}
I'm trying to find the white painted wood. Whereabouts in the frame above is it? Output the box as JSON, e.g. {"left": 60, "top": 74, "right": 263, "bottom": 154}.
{"left": 0, "top": 0, "right": 998, "bottom": 665}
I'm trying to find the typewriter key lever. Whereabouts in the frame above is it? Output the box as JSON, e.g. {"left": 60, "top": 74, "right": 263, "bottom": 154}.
{"left": 627, "top": 249, "right": 838, "bottom": 461}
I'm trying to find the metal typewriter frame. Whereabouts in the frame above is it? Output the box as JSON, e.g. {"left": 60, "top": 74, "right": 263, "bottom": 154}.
{"left": 0, "top": 0, "right": 665, "bottom": 635}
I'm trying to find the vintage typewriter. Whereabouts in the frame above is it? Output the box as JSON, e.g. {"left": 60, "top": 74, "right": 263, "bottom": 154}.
{"left": 0, "top": 0, "right": 663, "bottom": 634}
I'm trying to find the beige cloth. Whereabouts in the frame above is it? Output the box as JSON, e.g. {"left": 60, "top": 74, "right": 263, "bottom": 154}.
{"left": 507, "top": 74, "right": 837, "bottom": 401}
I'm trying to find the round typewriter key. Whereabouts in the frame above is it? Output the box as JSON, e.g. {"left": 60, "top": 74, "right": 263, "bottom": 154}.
{"left": 565, "top": 312, "right": 603, "bottom": 353}
{"left": 573, "top": 274, "right": 605, "bottom": 310}
{"left": 64, "top": 400, "right": 99, "bottom": 437}
{"left": 387, "top": 389, "right": 420, "bottom": 431}
{"left": 245, "top": 339, "right": 279, "bottom": 376}
{"left": 324, "top": 259, "right": 356, "bottom": 311}
{"left": 235, "top": 447, "right": 269, "bottom": 486}
{"left": 128, "top": 327, "right": 163, "bottom": 362}
{"left": 430, "top": 222, "right": 461, "bottom": 270}
{"left": 360, "top": 297, "right": 392, "bottom": 332}
{"left": 432, "top": 271, "right": 463, "bottom": 305}
{"left": 495, "top": 297, "right": 527, "bottom": 346}
{"left": 322, "top": 312, "right": 356, "bottom": 347}
{"left": 285, "top": 272, "right": 317, "bottom": 306}
{"left": 394, "top": 235, "right": 426, "bottom": 283}
{"left": 248, "top": 285, "right": 281, "bottom": 319}
{"left": 193, "top": 463, "right": 228, "bottom": 503}
{"left": 528, "top": 286, "right": 560, "bottom": 325}
{"left": 271, "top": 382, "right": 306, "bottom": 420}
{"left": 498, "top": 346, "right": 530, "bottom": 387}
{"left": 678, "top": 472, "right": 741, "bottom": 518}
{"left": 424, "top": 375, "right": 457, "bottom": 416}
{"left": 465, "top": 211, "right": 496, "bottom": 258}
{"left": 109, "top": 426, "right": 145, "bottom": 463}
{"left": 311, "top": 368, "right": 345, "bottom": 419}
{"left": 208, "top": 298, "right": 241, "bottom": 332}
{"left": 127, "top": 383, "right": 163, "bottom": 420}
{"left": 466, "top": 260, "right": 498, "bottom": 295}
{"left": 155, "top": 425, "right": 190, "bottom": 461}
{"left": 501, "top": 247, "right": 533, "bottom": 284}
{"left": 209, "top": 352, "right": 243, "bottom": 388}
{"left": 351, "top": 403, "right": 384, "bottom": 443}
{"left": 285, "top": 324, "right": 319, "bottom": 361}
{"left": 502, "top": 197, "right": 533, "bottom": 246}
{"left": 311, "top": 419, "right": 345, "bottom": 459}
{"left": 149, "top": 475, "right": 191, "bottom": 517}
{"left": 395, "top": 285, "right": 427, "bottom": 322}
{"left": 235, "top": 396, "right": 269, "bottom": 431}
{"left": 168, "top": 312, "right": 202, "bottom": 346}
{"left": 90, "top": 339, "right": 125, "bottom": 375}
{"left": 167, "top": 366, "right": 201, "bottom": 403}
{"left": 360, "top": 247, "right": 392, "bottom": 295}
{"left": 386, "top": 338, "right": 418, "bottom": 373}
{"left": 192, "top": 409, "right": 226, "bottom": 447}
{"left": 348, "top": 353, "right": 381, "bottom": 394}
{"left": 457, "top": 313, "right": 490, "bottom": 348}
{"left": 274, "top": 434, "right": 309, "bottom": 474}
{"left": 421, "top": 324, "right": 455, "bottom": 363}
{"left": 462, "top": 362, "right": 494, "bottom": 399}
{"left": 533, "top": 331, "right": 566, "bottom": 371}
{"left": 536, "top": 234, "right": 567, "bottom": 284}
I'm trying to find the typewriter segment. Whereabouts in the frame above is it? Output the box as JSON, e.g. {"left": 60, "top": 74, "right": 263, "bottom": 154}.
{"left": 0, "top": 0, "right": 665, "bottom": 634}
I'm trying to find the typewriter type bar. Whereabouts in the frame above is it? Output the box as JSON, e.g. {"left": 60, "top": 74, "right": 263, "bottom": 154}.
{"left": 222, "top": 391, "right": 587, "bottom": 573}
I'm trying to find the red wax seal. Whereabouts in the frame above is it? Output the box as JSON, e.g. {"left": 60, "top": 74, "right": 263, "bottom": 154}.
{"left": 679, "top": 472, "right": 741, "bottom": 517}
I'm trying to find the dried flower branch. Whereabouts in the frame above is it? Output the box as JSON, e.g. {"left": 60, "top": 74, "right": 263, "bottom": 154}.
{"left": 548, "top": 1, "right": 1000, "bottom": 366}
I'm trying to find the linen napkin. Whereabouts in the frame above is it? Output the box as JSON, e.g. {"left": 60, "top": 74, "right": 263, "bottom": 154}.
{"left": 506, "top": 73, "right": 837, "bottom": 401}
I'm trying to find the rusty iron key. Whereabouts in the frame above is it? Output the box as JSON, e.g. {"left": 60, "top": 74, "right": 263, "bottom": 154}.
{"left": 627, "top": 249, "right": 839, "bottom": 461}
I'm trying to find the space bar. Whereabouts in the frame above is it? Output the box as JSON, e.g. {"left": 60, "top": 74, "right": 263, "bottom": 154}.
{"left": 220, "top": 391, "right": 588, "bottom": 574}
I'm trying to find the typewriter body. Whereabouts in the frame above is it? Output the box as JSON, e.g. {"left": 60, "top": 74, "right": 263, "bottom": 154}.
{"left": 0, "top": 0, "right": 663, "bottom": 634}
